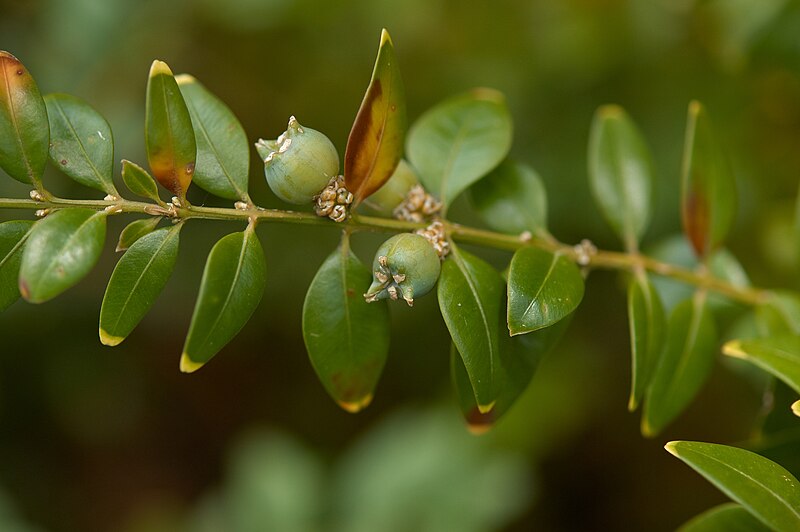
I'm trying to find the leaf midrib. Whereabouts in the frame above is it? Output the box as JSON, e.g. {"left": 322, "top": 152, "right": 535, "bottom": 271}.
{"left": 354, "top": 53, "right": 395, "bottom": 200}
{"left": 451, "top": 245, "right": 496, "bottom": 397}
{"left": 519, "top": 250, "right": 559, "bottom": 325}
{"left": 0, "top": 225, "right": 32, "bottom": 271}
{"left": 1, "top": 58, "right": 35, "bottom": 183}
{"left": 664, "top": 294, "right": 708, "bottom": 404}
{"left": 34, "top": 212, "right": 102, "bottom": 291}
{"left": 339, "top": 245, "right": 355, "bottom": 361}
{"left": 51, "top": 97, "right": 111, "bottom": 192}
{"left": 191, "top": 232, "right": 249, "bottom": 354}
{"left": 184, "top": 89, "right": 246, "bottom": 200}
{"left": 681, "top": 448, "right": 800, "bottom": 525}
{"left": 438, "top": 113, "right": 476, "bottom": 211}
{"left": 106, "top": 227, "right": 178, "bottom": 335}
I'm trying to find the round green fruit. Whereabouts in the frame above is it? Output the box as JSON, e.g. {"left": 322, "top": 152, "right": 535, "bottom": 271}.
{"left": 256, "top": 116, "right": 339, "bottom": 205}
{"left": 364, "top": 233, "right": 441, "bottom": 306}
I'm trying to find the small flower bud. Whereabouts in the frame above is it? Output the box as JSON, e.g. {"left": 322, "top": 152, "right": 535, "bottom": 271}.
{"left": 314, "top": 175, "right": 353, "bottom": 222}
{"left": 256, "top": 116, "right": 339, "bottom": 205}
{"left": 393, "top": 184, "right": 442, "bottom": 223}
{"left": 364, "top": 233, "right": 441, "bottom": 306}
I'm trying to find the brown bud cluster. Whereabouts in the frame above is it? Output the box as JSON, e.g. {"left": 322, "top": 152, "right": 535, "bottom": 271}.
{"left": 393, "top": 184, "right": 442, "bottom": 223}
{"left": 415, "top": 220, "right": 449, "bottom": 259}
{"left": 315, "top": 175, "right": 353, "bottom": 223}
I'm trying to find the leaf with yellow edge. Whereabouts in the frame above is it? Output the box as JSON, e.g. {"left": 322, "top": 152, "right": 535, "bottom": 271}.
{"left": 180, "top": 226, "right": 266, "bottom": 372}
{"left": 302, "top": 236, "right": 390, "bottom": 413}
{"left": 146, "top": 60, "right": 196, "bottom": 198}
{"left": 344, "top": 29, "right": 406, "bottom": 204}
{"left": 723, "top": 335, "right": 800, "bottom": 396}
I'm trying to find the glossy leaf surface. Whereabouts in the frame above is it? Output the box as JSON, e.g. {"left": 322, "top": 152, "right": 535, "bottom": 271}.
{"left": 643, "top": 294, "right": 717, "bottom": 436}
{"left": 344, "top": 29, "right": 406, "bottom": 204}
{"left": 588, "top": 105, "right": 654, "bottom": 249}
{"left": 146, "top": 60, "right": 196, "bottom": 196}
{"left": 302, "top": 242, "right": 390, "bottom": 412}
{"left": 678, "top": 503, "right": 770, "bottom": 532}
{"left": 44, "top": 93, "right": 116, "bottom": 194}
{"left": 681, "top": 101, "right": 736, "bottom": 258}
{"left": 507, "top": 247, "right": 584, "bottom": 335}
{"left": 100, "top": 225, "right": 181, "bottom": 346}
{"left": 0, "top": 220, "right": 35, "bottom": 312}
{"left": 627, "top": 273, "right": 665, "bottom": 411}
{"left": 666, "top": 441, "right": 800, "bottom": 531}
{"left": 407, "top": 89, "right": 512, "bottom": 210}
{"left": 723, "top": 335, "right": 800, "bottom": 395}
{"left": 470, "top": 159, "right": 548, "bottom": 237}
{"left": 19, "top": 209, "right": 107, "bottom": 303}
{"left": 0, "top": 51, "right": 49, "bottom": 185}
{"left": 438, "top": 244, "right": 504, "bottom": 410}
{"left": 181, "top": 228, "right": 266, "bottom": 372}
{"left": 177, "top": 74, "right": 249, "bottom": 201}
{"left": 116, "top": 217, "right": 162, "bottom": 252}
{"left": 452, "top": 316, "right": 570, "bottom": 433}
{"left": 121, "top": 159, "right": 161, "bottom": 203}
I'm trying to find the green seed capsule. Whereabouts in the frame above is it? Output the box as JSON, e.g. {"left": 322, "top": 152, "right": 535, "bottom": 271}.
{"left": 358, "top": 159, "right": 419, "bottom": 217}
{"left": 255, "top": 116, "right": 339, "bottom": 205}
{"left": 364, "top": 233, "right": 441, "bottom": 306}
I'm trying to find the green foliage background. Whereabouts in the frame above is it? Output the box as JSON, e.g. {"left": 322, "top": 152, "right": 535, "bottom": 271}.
{"left": 2, "top": 0, "right": 800, "bottom": 530}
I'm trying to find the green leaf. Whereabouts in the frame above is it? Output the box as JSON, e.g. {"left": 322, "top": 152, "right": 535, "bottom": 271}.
{"left": 100, "top": 224, "right": 182, "bottom": 346}
{"left": 643, "top": 293, "right": 717, "bottom": 436}
{"left": 44, "top": 93, "right": 116, "bottom": 195}
{"left": 470, "top": 159, "right": 548, "bottom": 237}
{"left": 666, "top": 440, "right": 800, "bottom": 531}
{"left": 723, "top": 335, "right": 800, "bottom": 396}
{"left": 19, "top": 209, "right": 107, "bottom": 303}
{"left": 302, "top": 239, "right": 390, "bottom": 413}
{"left": 588, "top": 105, "right": 654, "bottom": 249}
{"left": 181, "top": 227, "right": 266, "bottom": 372}
{"left": 678, "top": 503, "right": 771, "bottom": 532}
{"left": 507, "top": 246, "right": 584, "bottom": 336}
{"left": 681, "top": 101, "right": 736, "bottom": 258}
{"left": 0, "top": 51, "right": 49, "bottom": 185}
{"left": 146, "top": 60, "right": 196, "bottom": 197}
{"left": 121, "top": 159, "right": 162, "bottom": 203}
{"left": 407, "top": 88, "right": 512, "bottom": 211}
{"left": 438, "top": 243, "right": 504, "bottom": 410}
{"left": 176, "top": 74, "right": 250, "bottom": 202}
{"left": 627, "top": 272, "right": 666, "bottom": 411}
{"left": 0, "top": 220, "right": 35, "bottom": 312}
{"left": 756, "top": 291, "right": 800, "bottom": 336}
{"left": 116, "top": 217, "right": 162, "bottom": 252}
{"left": 344, "top": 28, "right": 406, "bottom": 204}
{"left": 452, "top": 315, "right": 570, "bottom": 433}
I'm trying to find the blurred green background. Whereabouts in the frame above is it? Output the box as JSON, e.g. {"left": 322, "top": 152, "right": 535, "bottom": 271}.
{"left": 2, "top": 0, "right": 800, "bottom": 530}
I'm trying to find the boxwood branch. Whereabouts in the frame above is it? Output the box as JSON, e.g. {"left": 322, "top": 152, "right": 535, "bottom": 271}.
{"left": 0, "top": 195, "right": 769, "bottom": 306}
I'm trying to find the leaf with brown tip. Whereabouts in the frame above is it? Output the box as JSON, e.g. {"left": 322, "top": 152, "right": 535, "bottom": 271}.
{"left": 344, "top": 29, "right": 406, "bottom": 204}
{"left": 681, "top": 101, "right": 736, "bottom": 258}
{"left": 145, "top": 60, "right": 196, "bottom": 198}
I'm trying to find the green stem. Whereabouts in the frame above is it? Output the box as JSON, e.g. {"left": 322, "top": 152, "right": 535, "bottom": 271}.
{"left": 0, "top": 195, "right": 769, "bottom": 306}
